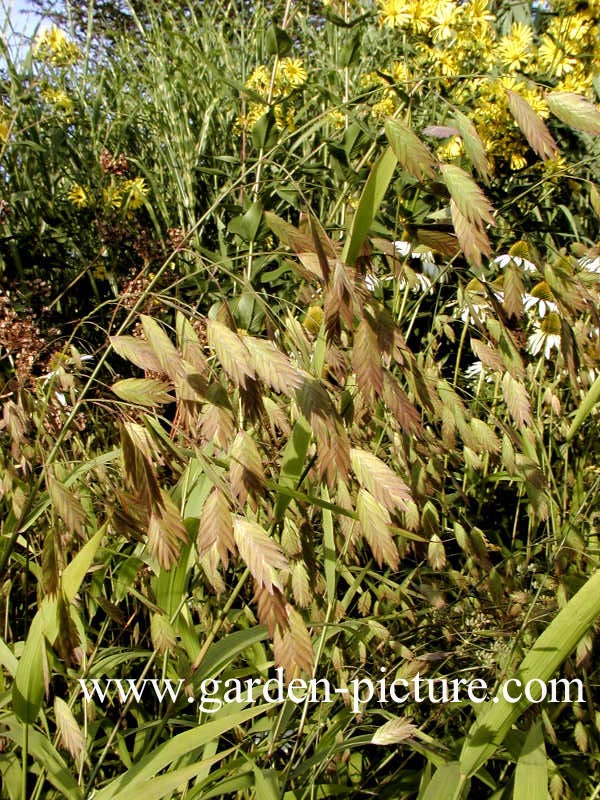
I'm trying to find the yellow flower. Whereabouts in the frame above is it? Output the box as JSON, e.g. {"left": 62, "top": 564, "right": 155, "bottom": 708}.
{"left": 34, "top": 25, "right": 80, "bottom": 67}
{"left": 245, "top": 65, "right": 270, "bottom": 95}
{"left": 67, "top": 184, "right": 88, "bottom": 208}
{"left": 437, "top": 135, "right": 464, "bottom": 161}
{"left": 103, "top": 184, "right": 122, "bottom": 211}
{"left": 408, "top": 0, "right": 433, "bottom": 34}
{"left": 558, "top": 13, "right": 593, "bottom": 41}
{"left": 274, "top": 104, "right": 296, "bottom": 131}
{"left": 496, "top": 22, "right": 534, "bottom": 72}
{"left": 520, "top": 85, "right": 549, "bottom": 118}
{"left": 0, "top": 115, "right": 11, "bottom": 144}
{"left": 121, "top": 177, "right": 149, "bottom": 211}
{"left": 378, "top": 0, "right": 412, "bottom": 28}
{"left": 326, "top": 109, "right": 347, "bottom": 129}
{"left": 371, "top": 89, "right": 398, "bottom": 119}
{"left": 361, "top": 71, "right": 385, "bottom": 89}
{"left": 510, "top": 151, "right": 528, "bottom": 170}
{"left": 556, "top": 69, "right": 593, "bottom": 96}
{"left": 542, "top": 155, "right": 568, "bottom": 179}
{"left": 391, "top": 61, "right": 409, "bottom": 83}
{"left": 538, "top": 36, "right": 577, "bottom": 77}
{"left": 465, "top": 0, "right": 495, "bottom": 35}
{"left": 430, "top": 1, "right": 459, "bottom": 42}
{"left": 41, "top": 87, "right": 74, "bottom": 117}
{"left": 435, "top": 49, "right": 460, "bottom": 76}
{"left": 280, "top": 58, "right": 307, "bottom": 88}
{"left": 285, "top": 107, "right": 296, "bottom": 131}
{"left": 93, "top": 264, "right": 110, "bottom": 280}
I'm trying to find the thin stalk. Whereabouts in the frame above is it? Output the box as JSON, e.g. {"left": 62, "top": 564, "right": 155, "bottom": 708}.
{"left": 246, "top": 0, "right": 294, "bottom": 280}
{"left": 21, "top": 723, "right": 28, "bottom": 800}
{"left": 190, "top": 566, "right": 251, "bottom": 673}
{"left": 281, "top": 513, "right": 356, "bottom": 783}
{"left": 452, "top": 314, "right": 470, "bottom": 389}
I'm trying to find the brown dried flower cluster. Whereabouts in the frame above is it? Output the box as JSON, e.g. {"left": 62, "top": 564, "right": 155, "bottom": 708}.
{"left": 120, "top": 272, "right": 153, "bottom": 312}
{"left": 166, "top": 227, "right": 186, "bottom": 252}
{"left": 100, "top": 148, "right": 129, "bottom": 176}
{"left": 0, "top": 289, "right": 45, "bottom": 383}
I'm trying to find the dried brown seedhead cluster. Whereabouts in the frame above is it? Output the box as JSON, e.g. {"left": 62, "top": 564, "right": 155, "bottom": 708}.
{"left": 167, "top": 227, "right": 186, "bottom": 252}
{"left": 100, "top": 147, "right": 129, "bottom": 176}
{"left": 119, "top": 272, "right": 153, "bottom": 313}
{"left": 0, "top": 289, "right": 46, "bottom": 384}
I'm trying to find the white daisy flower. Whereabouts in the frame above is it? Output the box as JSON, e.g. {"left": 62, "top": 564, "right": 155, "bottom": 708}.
{"left": 523, "top": 293, "right": 558, "bottom": 317}
{"left": 458, "top": 278, "right": 503, "bottom": 324}
{"left": 579, "top": 255, "right": 600, "bottom": 273}
{"left": 393, "top": 240, "right": 412, "bottom": 257}
{"left": 494, "top": 254, "right": 537, "bottom": 273}
{"left": 393, "top": 241, "right": 446, "bottom": 291}
{"left": 527, "top": 313, "right": 562, "bottom": 358}
{"left": 365, "top": 273, "right": 378, "bottom": 292}
{"left": 396, "top": 271, "right": 433, "bottom": 293}
{"left": 465, "top": 361, "right": 483, "bottom": 380}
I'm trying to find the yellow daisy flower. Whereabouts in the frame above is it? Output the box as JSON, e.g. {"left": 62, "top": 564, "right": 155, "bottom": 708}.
{"left": 103, "top": 184, "right": 122, "bottom": 211}
{"left": 34, "top": 25, "right": 80, "bottom": 66}
{"left": 67, "top": 184, "right": 88, "bottom": 208}
{"left": 538, "top": 36, "right": 577, "bottom": 77}
{"left": 430, "top": 1, "right": 459, "bottom": 42}
{"left": 510, "top": 151, "right": 528, "bottom": 170}
{"left": 245, "top": 65, "right": 270, "bottom": 94}
{"left": 372, "top": 90, "right": 398, "bottom": 119}
{"left": 496, "top": 22, "right": 534, "bottom": 72}
{"left": 122, "top": 177, "right": 149, "bottom": 211}
{"left": 408, "top": 0, "right": 433, "bottom": 34}
{"left": 437, "top": 135, "right": 464, "bottom": 161}
{"left": 391, "top": 61, "right": 409, "bottom": 83}
{"left": 41, "top": 87, "right": 74, "bottom": 117}
{"left": 378, "top": 0, "right": 412, "bottom": 29}
{"left": 280, "top": 58, "right": 308, "bottom": 88}
{"left": 326, "top": 109, "right": 347, "bottom": 129}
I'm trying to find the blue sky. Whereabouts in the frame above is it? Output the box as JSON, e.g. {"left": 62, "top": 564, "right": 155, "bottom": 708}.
{"left": 3, "top": 0, "right": 41, "bottom": 41}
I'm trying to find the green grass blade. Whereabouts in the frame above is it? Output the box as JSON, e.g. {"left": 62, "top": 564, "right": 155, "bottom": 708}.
{"left": 274, "top": 415, "right": 312, "bottom": 521}
{"left": 93, "top": 703, "right": 274, "bottom": 800}
{"left": 513, "top": 721, "right": 547, "bottom": 800}
{"left": 418, "top": 761, "right": 466, "bottom": 800}
{"left": 566, "top": 373, "right": 600, "bottom": 442}
{"left": 111, "top": 747, "right": 237, "bottom": 800}
{"left": 2, "top": 718, "right": 83, "bottom": 800}
{"left": 460, "top": 569, "right": 600, "bottom": 778}
{"left": 12, "top": 610, "right": 48, "bottom": 724}
{"left": 13, "top": 527, "right": 105, "bottom": 723}
{"left": 192, "top": 627, "right": 269, "bottom": 684}
{"left": 61, "top": 524, "right": 106, "bottom": 602}
{"left": 321, "top": 486, "right": 336, "bottom": 606}
{"left": 0, "top": 636, "right": 18, "bottom": 677}
{"left": 253, "top": 766, "right": 281, "bottom": 800}
{"left": 341, "top": 145, "right": 398, "bottom": 266}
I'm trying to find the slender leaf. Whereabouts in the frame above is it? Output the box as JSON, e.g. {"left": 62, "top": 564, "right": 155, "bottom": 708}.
{"left": 342, "top": 146, "right": 398, "bottom": 266}
{"left": 513, "top": 721, "right": 548, "bottom": 800}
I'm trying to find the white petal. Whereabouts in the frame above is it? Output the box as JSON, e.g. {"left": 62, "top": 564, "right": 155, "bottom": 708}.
{"left": 393, "top": 241, "right": 412, "bottom": 257}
